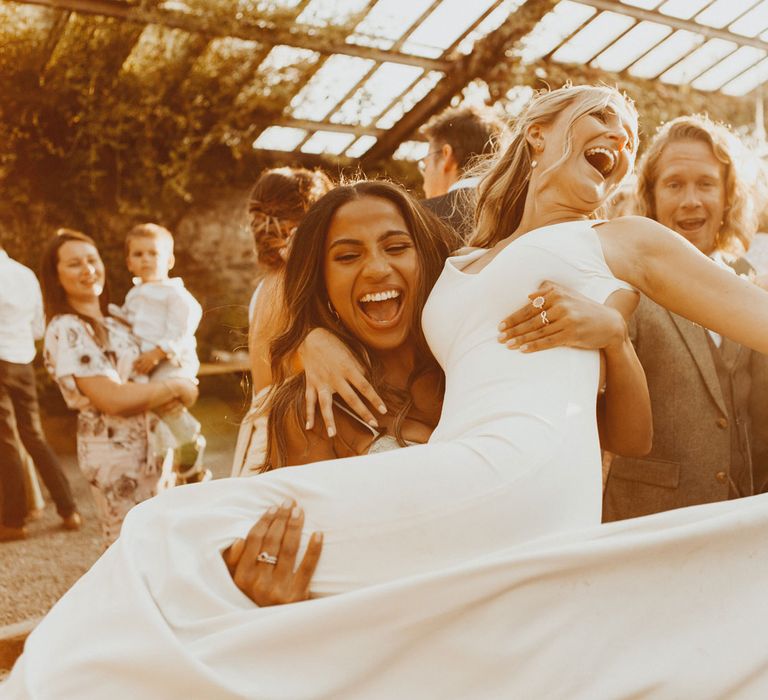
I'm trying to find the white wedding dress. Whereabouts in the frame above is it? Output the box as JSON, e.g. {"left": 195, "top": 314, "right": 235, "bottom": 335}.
{"left": 5, "top": 221, "right": 768, "bottom": 699}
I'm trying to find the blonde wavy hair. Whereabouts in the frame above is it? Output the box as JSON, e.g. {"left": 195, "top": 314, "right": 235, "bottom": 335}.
{"left": 470, "top": 84, "right": 638, "bottom": 248}
{"left": 635, "top": 115, "right": 756, "bottom": 253}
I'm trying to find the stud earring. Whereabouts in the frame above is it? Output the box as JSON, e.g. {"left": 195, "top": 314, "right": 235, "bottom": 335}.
{"left": 531, "top": 159, "right": 538, "bottom": 169}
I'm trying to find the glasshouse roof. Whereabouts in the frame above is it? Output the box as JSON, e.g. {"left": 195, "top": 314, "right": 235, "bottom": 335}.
{"left": 3, "top": 0, "right": 768, "bottom": 165}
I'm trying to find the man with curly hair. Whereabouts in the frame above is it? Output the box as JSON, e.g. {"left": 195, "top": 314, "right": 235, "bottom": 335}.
{"left": 604, "top": 115, "right": 768, "bottom": 519}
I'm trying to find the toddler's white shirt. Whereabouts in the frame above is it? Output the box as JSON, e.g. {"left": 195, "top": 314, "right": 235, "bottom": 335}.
{"left": 113, "top": 277, "right": 202, "bottom": 374}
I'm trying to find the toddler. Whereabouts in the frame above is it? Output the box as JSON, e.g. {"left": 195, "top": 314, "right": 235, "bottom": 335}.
{"left": 111, "top": 223, "right": 208, "bottom": 484}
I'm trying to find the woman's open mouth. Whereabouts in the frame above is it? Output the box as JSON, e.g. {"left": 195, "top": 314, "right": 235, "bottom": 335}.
{"left": 357, "top": 288, "right": 404, "bottom": 326}
{"left": 584, "top": 147, "right": 617, "bottom": 179}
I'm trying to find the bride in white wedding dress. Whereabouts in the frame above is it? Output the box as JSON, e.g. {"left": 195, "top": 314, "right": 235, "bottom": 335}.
{"left": 6, "top": 85, "right": 768, "bottom": 700}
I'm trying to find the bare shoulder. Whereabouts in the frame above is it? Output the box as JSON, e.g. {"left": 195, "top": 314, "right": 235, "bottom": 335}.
{"left": 597, "top": 216, "right": 668, "bottom": 243}
{"left": 596, "top": 216, "right": 678, "bottom": 286}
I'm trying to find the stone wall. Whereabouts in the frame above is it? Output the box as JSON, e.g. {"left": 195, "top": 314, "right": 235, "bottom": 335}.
{"left": 173, "top": 187, "right": 256, "bottom": 359}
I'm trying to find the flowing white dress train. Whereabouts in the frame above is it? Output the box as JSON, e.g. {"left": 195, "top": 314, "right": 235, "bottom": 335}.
{"left": 4, "top": 221, "right": 768, "bottom": 699}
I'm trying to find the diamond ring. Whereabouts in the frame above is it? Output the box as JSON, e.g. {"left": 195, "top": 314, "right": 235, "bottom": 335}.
{"left": 540, "top": 310, "right": 550, "bottom": 326}
{"left": 256, "top": 551, "right": 278, "bottom": 565}
{"left": 531, "top": 295, "right": 546, "bottom": 309}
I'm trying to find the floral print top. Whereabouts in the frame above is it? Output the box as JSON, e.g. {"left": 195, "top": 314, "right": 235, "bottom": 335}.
{"left": 44, "top": 314, "right": 145, "bottom": 413}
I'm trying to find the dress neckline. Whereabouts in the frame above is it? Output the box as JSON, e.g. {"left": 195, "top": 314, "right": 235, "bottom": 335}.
{"left": 447, "top": 219, "right": 605, "bottom": 278}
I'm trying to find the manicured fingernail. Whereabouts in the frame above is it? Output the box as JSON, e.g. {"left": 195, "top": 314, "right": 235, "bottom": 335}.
{"left": 378, "top": 405, "right": 387, "bottom": 415}
{"left": 305, "top": 421, "right": 311, "bottom": 430}
{"left": 497, "top": 333, "right": 506, "bottom": 342}
{"left": 507, "top": 339, "right": 518, "bottom": 348}
{"left": 368, "top": 418, "right": 379, "bottom": 428}
{"left": 520, "top": 344, "right": 529, "bottom": 352}
{"left": 327, "top": 427, "right": 336, "bottom": 438}
{"left": 498, "top": 322, "right": 506, "bottom": 331}
{"left": 267, "top": 506, "right": 278, "bottom": 516}
{"left": 281, "top": 499, "right": 293, "bottom": 509}
{"left": 312, "top": 532, "right": 323, "bottom": 542}
{"left": 291, "top": 507, "right": 302, "bottom": 519}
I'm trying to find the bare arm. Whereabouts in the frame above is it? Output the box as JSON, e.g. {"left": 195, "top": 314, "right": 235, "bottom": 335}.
{"left": 599, "top": 216, "right": 768, "bottom": 355}
{"left": 74, "top": 375, "right": 197, "bottom": 416}
{"left": 596, "top": 293, "right": 652, "bottom": 457}
{"left": 249, "top": 275, "right": 287, "bottom": 396}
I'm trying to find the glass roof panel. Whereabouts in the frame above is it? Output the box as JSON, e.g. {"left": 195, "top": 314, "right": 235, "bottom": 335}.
{"left": 729, "top": 1, "right": 768, "bottom": 38}
{"left": 721, "top": 55, "right": 768, "bottom": 94}
{"left": 517, "top": 1, "right": 597, "bottom": 63}
{"left": 289, "top": 55, "right": 376, "bottom": 121}
{"left": 177, "top": 0, "right": 302, "bottom": 13}
{"left": 187, "top": 37, "right": 263, "bottom": 84}
{"left": 696, "top": 0, "right": 761, "bottom": 29}
{"left": 400, "top": 0, "right": 498, "bottom": 57}
{"left": 235, "top": 45, "right": 320, "bottom": 106}
{"left": 591, "top": 20, "right": 672, "bottom": 72}
{"left": 348, "top": 0, "right": 435, "bottom": 51}
{"left": 657, "top": 0, "right": 712, "bottom": 20}
{"left": 346, "top": 135, "right": 379, "bottom": 157}
{"left": 249, "top": 45, "right": 320, "bottom": 88}
{"left": 331, "top": 62, "right": 423, "bottom": 126}
{"left": 456, "top": 0, "right": 527, "bottom": 56}
{"left": 253, "top": 126, "right": 308, "bottom": 150}
{"left": 296, "top": 0, "right": 372, "bottom": 27}
{"left": 551, "top": 11, "right": 636, "bottom": 65}
{"left": 620, "top": 0, "right": 664, "bottom": 8}
{"left": 692, "top": 46, "right": 766, "bottom": 90}
{"left": 659, "top": 38, "right": 736, "bottom": 85}
{"left": 121, "top": 25, "right": 197, "bottom": 80}
{"left": 376, "top": 70, "right": 444, "bottom": 128}
{"left": 629, "top": 29, "right": 705, "bottom": 78}
{"left": 0, "top": 2, "right": 57, "bottom": 32}
{"left": 0, "top": 3, "right": 58, "bottom": 72}
{"left": 393, "top": 140, "right": 429, "bottom": 161}
{"left": 301, "top": 131, "right": 356, "bottom": 155}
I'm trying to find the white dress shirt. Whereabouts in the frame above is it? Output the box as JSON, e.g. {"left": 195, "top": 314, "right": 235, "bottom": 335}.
{"left": 110, "top": 277, "right": 202, "bottom": 375}
{"left": 0, "top": 249, "right": 44, "bottom": 363}
{"left": 447, "top": 176, "right": 480, "bottom": 192}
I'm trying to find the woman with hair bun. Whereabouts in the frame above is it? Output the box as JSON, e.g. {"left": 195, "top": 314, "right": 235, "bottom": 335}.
{"left": 231, "top": 167, "right": 333, "bottom": 476}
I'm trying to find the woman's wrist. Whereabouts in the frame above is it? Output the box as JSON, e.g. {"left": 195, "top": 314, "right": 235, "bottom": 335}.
{"left": 162, "top": 379, "right": 180, "bottom": 400}
{"left": 602, "top": 311, "right": 629, "bottom": 354}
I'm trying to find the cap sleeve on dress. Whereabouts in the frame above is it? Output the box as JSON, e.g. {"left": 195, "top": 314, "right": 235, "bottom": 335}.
{"left": 44, "top": 315, "right": 119, "bottom": 387}
{"left": 583, "top": 275, "right": 637, "bottom": 305}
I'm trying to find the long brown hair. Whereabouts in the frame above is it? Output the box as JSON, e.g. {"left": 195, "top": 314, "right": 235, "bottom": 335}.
{"left": 264, "top": 181, "right": 460, "bottom": 469}
{"left": 471, "top": 84, "right": 638, "bottom": 248}
{"left": 40, "top": 229, "right": 112, "bottom": 344}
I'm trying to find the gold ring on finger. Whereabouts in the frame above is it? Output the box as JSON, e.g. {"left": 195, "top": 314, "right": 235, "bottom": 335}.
{"left": 540, "top": 310, "right": 550, "bottom": 326}
{"left": 532, "top": 295, "right": 546, "bottom": 309}
{"left": 256, "top": 551, "right": 278, "bottom": 565}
